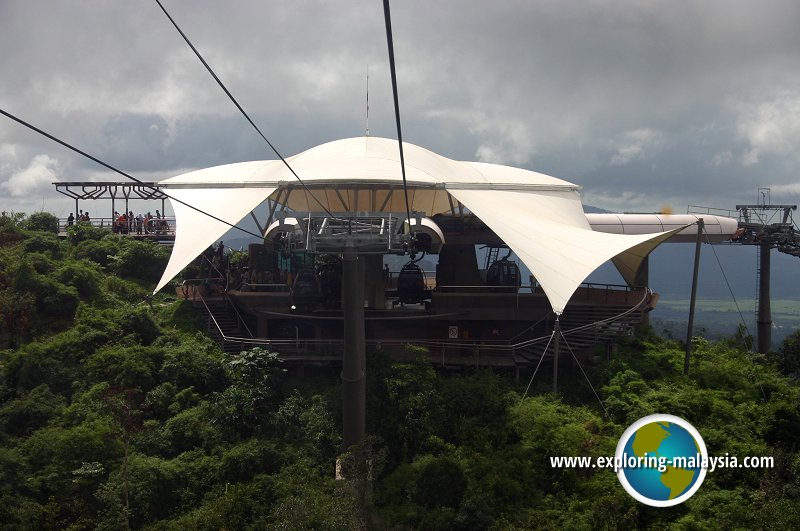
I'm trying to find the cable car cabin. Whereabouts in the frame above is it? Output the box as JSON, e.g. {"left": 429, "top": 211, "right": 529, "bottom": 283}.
{"left": 486, "top": 259, "right": 522, "bottom": 293}
{"left": 395, "top": 261, "right": 427, "bottom": 306}
{"left": 291, "top": 268, "right": 321, "bottom": 310}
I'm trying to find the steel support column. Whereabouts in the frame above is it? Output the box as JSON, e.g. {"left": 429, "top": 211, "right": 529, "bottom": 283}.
{"left": 684, "top": 219, "right": 703, "bottom": 375}
{"left": 341, "top": 243, "right": 366, "bottom": 451}
{"left": 552, "top": 317, "right": 561, "bottom": 394}
{"left": 757, "top": 244, "right": 772, "bottom": 353}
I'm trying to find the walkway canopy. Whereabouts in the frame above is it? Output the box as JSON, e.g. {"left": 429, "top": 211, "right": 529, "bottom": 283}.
{"left": 155, "top": 136, "right": 685, "bottom": 314}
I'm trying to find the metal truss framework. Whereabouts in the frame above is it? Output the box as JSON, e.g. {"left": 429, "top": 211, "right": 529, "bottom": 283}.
{"left": 53, "top": 181, "right": 168, "bottom": 218}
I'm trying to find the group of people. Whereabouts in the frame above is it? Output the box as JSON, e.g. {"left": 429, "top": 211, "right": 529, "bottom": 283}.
{"left": 64, "top": 209, "right": 169, "bottom": 234}
{"left": 110, "top": 210, "right": 167, "bottom": 235}
{"left": 66, "top": 210, "right": 91, "bottom": 225}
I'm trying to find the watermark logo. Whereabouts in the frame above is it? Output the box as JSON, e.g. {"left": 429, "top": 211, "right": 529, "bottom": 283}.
{"left": 615, "top": 414, "right": 708, "bottom": 507}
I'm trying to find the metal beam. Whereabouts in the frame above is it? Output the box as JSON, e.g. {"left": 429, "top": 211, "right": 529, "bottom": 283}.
{"left": 552, "top": 317, "right": 561, "bottom": 394}
{"left": 684, "top": 219, "right": 704, "bottom": 374}
{"left": 757, "top": 244, "right": 772, "bottom": 353}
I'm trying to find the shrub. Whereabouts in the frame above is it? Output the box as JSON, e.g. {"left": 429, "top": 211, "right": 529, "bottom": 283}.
{"left": 66, "top": 223, "right": 111, "bottom": 244}
{"left": 157, "top": 336, "right": 227, "bottom": 394}
{"left": 0, "top": 384, "right": 65, "bottom": 437}
{"left": 0, "top": 214, "right": 24, "bottom": 246}
{"left": 111, "top": 240, "right": 169, "bottom": 283}
{"left": 12, "top": 260, "right": 79, "bottom": 319}
{"left": 779, "top": 330, "right": 800, "bottom": 376}
{"left": 72, "top": 237, "right": 121, "bottom": 268}
{"left": 413, "top": 456, "right": 468, "bottom": 509}
{"left": 24, "top": 253, "right": 55, "bottom": 275}
{"left": 0, "top": 289, "right": 35, "bottom": 348}
{"left": 84, "top": 345, "right": 163, "bottom": 390}
{"left": 55, "top": 260, "right": 103, "bottom": 299}
{"left": 104, "top": 275, "right": 149, "bottom": 301}
{"left": 22, "top": 233, "right": 63, "bottom": 258}
{"left": 24, "top": 212, "right": 59, "bottom": 234}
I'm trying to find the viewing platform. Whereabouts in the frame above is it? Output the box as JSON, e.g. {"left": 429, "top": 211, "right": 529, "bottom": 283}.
{"left": 57, "top": 217, "right": 176, "bottom": 242}
{"left": 53, "top": 181, "right": 175, "bottom": 242}
{"left": 179, "top": 274, "right": 653, "bottom": 372}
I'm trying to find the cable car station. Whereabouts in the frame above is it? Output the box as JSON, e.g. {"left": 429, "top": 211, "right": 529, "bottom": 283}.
{"left": 152, "top": 136, "right": 739, "bottom": 377}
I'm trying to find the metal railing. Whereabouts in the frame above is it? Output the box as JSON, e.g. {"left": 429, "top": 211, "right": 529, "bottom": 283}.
{"left": 181, "top": 278, "right": 254, "bottom": 339}
{"left": 238, "top": 283, "right": 291, "bottom": 292}
{"left": 58, "top": 216, "right": 176, "bottom": 236}
{"left": 180, "top": 278, "right": 220, "bottom": 301}
{"left": 271, "top": 211, "right": 414, "bottom": 254}
{"left": 687, "top": 205, "right": 737, "bottom": 218}
{"left": 188, "top": 277, "right": 651, "bottom": 367}
{"left": 225, "top": 291, "right": 254, "bottom": 339}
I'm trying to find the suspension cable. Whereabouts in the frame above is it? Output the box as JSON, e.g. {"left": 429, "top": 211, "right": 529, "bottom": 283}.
{"left": 521, "top": 329, "right": 555, "bottom": 401}
{"left": 153, "top": 0, "right": 336, "bottom": 219}
{"left": 508, "top": 314, "right": 550, "bottom": 342}
{"left": 382, "top": 0, "right": 414, "bottom": 230}
{"left": 0, "top": 108, "right": 262, "bottom": 239}
{"left": 702, "top": 227, "right": 752, "bottom": 345}
{"left": 701, "top": 228, "right": 766, "bottom": 400}
{"left": 559, "top": 330, "right": 609, "bottom": 416}
{"left": 560, "top": 288, "right": 652, "bottom": 337}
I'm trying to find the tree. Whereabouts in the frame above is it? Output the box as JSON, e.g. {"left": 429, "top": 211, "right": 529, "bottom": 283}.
{"left": 0, "top": 384, "right": 65, "bottom": 436}
{"left": 380, "top": 349, "right": 439, "bottom": 459}
{"left": 110, "top": 240, "right": 169, "bottom": 283}
{"left": 22, "top": 232, "right": 64, "bottom": 257}
{"left": 102, "top": 387, "right": 145, "bottom": 528}
{"left": 0, "top": 211, "right": 25, "bottom": 246}
{"left": 213, "top": 347, "right": 286, "bottom": 436}
{"left": 779, "top": 330, "right": 800, "bottom": 376}
{"left": 55, "top": 260, "right": 103, "bottom": 299}
{"left": 0, "top": 290, "right": 35, "bottom": 348}
{"left": 24, "top": 212, "right": 60, "bottom": 234}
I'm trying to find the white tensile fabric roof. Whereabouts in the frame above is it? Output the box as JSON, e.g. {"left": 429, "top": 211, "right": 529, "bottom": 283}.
{"left": 155, "top": 136, "right": 684, "bottom": 314}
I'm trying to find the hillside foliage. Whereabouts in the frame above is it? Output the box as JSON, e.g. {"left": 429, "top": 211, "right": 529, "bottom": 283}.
{"left": 0, "top": 213, "right": 798, "bottom": 529}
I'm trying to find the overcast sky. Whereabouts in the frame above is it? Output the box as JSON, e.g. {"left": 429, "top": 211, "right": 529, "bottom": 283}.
{"left": 2, "top": 0, "right": 800, "bottom": 219}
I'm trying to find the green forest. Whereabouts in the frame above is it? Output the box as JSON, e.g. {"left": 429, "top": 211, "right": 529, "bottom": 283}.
{"left": 1, "top": 212, "right": 799, "bottom": 530}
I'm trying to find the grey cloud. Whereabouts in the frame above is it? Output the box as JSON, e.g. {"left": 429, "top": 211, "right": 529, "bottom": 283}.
{"left": 2, "top": 0, "right": 800, "bottom": 216}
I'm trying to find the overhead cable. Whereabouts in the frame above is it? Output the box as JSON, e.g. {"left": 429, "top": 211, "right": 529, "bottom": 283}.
{"left": 702, "top": 228, "right": 751, "bottom": 339}
{"left": 382, "top": 0, "right": 414, "bottom": 229}
{"left": 702, "top": 227, "right": 766, "bottom": 400}
{"left": 153, "top": 0, "right": 336, "bottom": 219}
{"left": 0, "top": 108, "right": 262, "bottom": 239}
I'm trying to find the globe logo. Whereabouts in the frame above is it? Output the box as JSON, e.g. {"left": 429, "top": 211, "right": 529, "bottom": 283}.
{"left": 616, "top": 414, "right": 708, "bottom": 507}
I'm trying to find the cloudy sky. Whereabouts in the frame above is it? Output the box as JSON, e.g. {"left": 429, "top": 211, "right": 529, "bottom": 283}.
{"left": 2, "top": 0, "right": 800, "bottom": 219}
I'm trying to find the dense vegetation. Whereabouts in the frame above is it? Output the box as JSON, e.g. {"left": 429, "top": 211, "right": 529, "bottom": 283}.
{"left": 0, "top": 212, "right": 799, "bottom": 529}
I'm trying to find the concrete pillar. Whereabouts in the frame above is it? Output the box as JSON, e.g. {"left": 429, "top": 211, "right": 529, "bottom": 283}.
{"left": 341, "top": 245, "right": 366, "bottom": 451}
{"left": 363, "top": 254, "right": 385, "bottom": 309}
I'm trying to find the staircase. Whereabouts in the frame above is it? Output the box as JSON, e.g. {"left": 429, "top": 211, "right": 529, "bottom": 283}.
{"left": 511, "top": 302, "right": 643, "bottom": 366}
{"left": 194, "top": 298, "right": 250, "bottom": 354}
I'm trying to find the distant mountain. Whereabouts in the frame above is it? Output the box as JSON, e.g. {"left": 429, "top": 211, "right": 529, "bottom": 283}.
{"left": 583, "top": 204, "right": 614, "bottom": 214}
{"left": 647, "top": 244, "right": 800, "bottom": 300}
